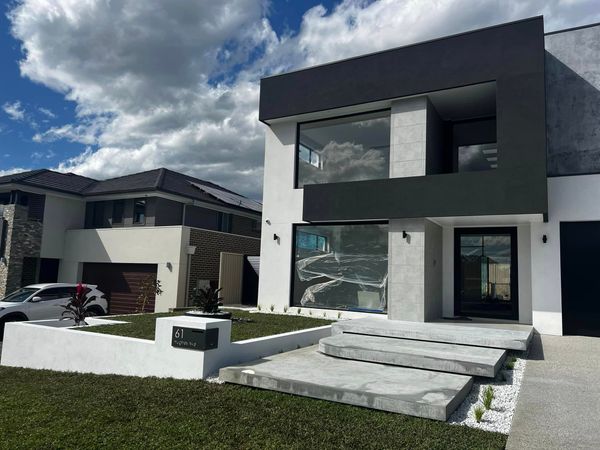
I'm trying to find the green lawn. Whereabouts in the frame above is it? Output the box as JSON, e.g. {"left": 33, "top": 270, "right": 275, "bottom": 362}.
{"left": 79, "top": 309, "right": 334, "bottom": 341}
{"left": 0, "top": 365, "right": 507, "bottom": 449}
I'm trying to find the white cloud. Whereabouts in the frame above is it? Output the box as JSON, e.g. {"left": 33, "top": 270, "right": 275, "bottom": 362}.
{"left": 38, "top": 107, "right": 56, "bottom": 118}
{"left": 2, "top": 101, "right": 25, "bottom": 121}
{"left": 8, "top": 0, "right": 600, "bottom": 199}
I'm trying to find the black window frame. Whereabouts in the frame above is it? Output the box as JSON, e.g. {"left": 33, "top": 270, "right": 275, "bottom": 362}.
{"left": 293, "top": 108, "right": 391, "bottom": 190}
{"left": 453, "top": 226, "right": 519, "bottom": 320}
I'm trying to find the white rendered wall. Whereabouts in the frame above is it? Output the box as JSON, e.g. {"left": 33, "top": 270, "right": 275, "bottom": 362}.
{"left": 59, "top": 226, "right": 190, "bottom": 311}
{"left": 40, "top": 195, "right": 86, "bottom": 259}
{"left": 0, "top": 316, "right": 331, "bottom": 379}
{"left": 257, "top": 122, "right": 304, "bottom": 312}
{"left": 531, "top": 174, "right": 600, "bottom": 335}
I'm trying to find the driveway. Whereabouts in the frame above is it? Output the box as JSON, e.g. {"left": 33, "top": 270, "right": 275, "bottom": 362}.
{"left": 507, "top": 333, "right": 600, "bottom": 449}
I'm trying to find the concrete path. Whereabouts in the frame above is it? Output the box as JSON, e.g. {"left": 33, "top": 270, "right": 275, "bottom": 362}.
{"left": 507, "top": 334, "right": 600, "bottom": 450}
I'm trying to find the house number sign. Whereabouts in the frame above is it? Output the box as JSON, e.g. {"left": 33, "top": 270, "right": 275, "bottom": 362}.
{"left": 171, "top": 326, "right": 219, "bottom": 351}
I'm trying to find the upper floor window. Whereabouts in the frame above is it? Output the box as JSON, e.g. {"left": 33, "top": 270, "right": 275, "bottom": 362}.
{"left": 296, "top": 110, "right": 390, "bottom": 188}
{"left": 458, "top": 143, "right": 498, "bottom": 172}
{"left": 112, "top": 200, "right": 124, "bottom": 224}
{"left": 133, "top": 198, "right": 146, "bottom": 224}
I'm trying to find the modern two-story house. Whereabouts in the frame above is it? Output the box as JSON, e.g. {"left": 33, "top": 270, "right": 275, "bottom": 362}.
{"left": 0, "top": 168, "right": 261, "bottom": 313}
{"left": 256, "top": 16, "right": 600, "bottom": 337}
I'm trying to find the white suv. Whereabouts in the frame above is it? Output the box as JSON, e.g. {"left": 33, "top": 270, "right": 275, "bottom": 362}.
{"left": 0, "top": 283, "right": 107, "bottom": 339}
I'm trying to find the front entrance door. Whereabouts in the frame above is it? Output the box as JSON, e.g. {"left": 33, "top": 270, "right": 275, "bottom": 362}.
{"left": 454, "top": 227, "right": 518, "bottom": 320}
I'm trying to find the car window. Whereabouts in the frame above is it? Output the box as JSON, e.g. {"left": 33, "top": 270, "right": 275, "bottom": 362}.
{"left": 1, "top": 287, "right": 37, "bottom": 303}
{"left": 37, "top": 287, "right": 73, "bottom": 300}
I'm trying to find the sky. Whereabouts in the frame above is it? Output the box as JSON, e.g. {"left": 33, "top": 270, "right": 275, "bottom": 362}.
{"left": 0, "top": 0, "right": 599, "bottom": 200}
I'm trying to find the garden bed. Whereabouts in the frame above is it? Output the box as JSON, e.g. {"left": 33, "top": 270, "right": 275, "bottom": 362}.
{"left": 79, "top": 309, "right": 333, "bottom": 341}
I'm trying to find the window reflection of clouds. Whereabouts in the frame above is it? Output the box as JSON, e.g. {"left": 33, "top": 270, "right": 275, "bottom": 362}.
{"left": 297, "top": 111, "right": 390, "bottom": 187}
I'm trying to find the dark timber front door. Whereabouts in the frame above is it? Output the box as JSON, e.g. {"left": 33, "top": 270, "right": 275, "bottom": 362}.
{"left": 455, "top": 227, "right": 518, "bottom": 320}
{"left": 560, "top": 222, "right": 600, "bottom": 337}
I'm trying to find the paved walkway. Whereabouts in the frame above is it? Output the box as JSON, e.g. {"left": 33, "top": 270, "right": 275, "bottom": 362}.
{"left": 507, "top": 334, "right": 600, "bottom": 449}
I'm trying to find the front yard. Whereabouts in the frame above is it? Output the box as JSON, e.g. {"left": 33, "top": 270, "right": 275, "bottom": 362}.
{"left": 0, "top": 365, "right": 506, "bottom": 449}
{"left": 0, "top": 310, "right": 508, "bottom": 449}
{"left": 79, "top": 309, "right": 333, "bottom": 341}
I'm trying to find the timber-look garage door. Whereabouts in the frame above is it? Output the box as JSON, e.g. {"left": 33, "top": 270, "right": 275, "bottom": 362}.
{"left": 560, "top": 222, "right": 600, "bottom": 337}
{"left": 82, "top": 263, "right": 158, "bottom": 314}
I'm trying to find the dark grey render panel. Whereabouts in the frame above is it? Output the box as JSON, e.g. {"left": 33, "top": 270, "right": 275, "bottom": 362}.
{"left": 184, "top": 205, "right": 220, "bottom": 230}
{"left": 260, "top": 17, "right": 545, "bottom": 122}
{"left": 546, "top": 24, "right": 600, "bottom": 176}
{"left": 297, "top": 18, "right": 547, "bottom": 221}
{"left": 303, "top": 167, "right": 547, "bottom": 220}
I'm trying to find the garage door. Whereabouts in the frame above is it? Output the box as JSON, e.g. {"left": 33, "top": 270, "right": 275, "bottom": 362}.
{"left": 82, "top": 263, "right": 158, "bottom": 314}
{"left": 560, "top": 222, "right": 600, "bottom": 337}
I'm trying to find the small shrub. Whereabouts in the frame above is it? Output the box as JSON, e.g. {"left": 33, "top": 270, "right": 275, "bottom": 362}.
{"left": 482, "top": 386, "right": 494, "bottom": 410}
{"left": 473, "top": 404, "right": 485, "bottom": 423}
{"left": 297, "top": 308, "right": 302, "bottom": 315}
{"left": 322, "top": 312, "right": 327, "bottom": 318}
{"left": 337, "top": 311, "right": 342, "bottom": 319}
{"left": 283, "top": 305, "right": 289, "bottom": 313}
{"left": 269, "top": 304, "right": 275, "bottom": 312}
{"left": 506, "top": 356, "right": 517, "bottom": 370}
{"left": 191, "top": 285, "right": 223, "bottom": 313}
{"left": 308, "top": 310, "right": 312, "bottom": 316}
{"left": 257, "top": 304, "right": 262, "bottom": 311}
{"left": 136, "top": 275, "right": 162, "bottom": 313}
{"left": 60, "top": 283, "right": 96, "bottom": 326}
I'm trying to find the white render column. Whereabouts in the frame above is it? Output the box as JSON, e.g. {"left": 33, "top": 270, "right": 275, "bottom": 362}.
{"left": 387, "top": 97, "right": 442, "bottom": 321}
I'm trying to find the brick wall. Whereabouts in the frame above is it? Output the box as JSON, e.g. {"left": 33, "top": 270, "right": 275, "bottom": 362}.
{"left": 0, "top": 204, "right": 43, "bottom": 297}
{"left": 187, "top": 228, "right": 260, "bottom": 303}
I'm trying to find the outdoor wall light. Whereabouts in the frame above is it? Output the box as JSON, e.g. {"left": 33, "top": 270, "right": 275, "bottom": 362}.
{"left": 402, "top": 230, "right": 408, "bottom": 239}
{"left": 265, "top": 218, "right": 271, "bottom": 225}
{"left": 542, "top": 234, "right": 548, "bottom": 244}
{"left": 273, "top": 233, "right": 279, "bottom": 241}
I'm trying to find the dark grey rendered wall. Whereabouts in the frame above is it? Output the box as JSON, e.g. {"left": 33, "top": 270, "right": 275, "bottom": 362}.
{"left": 545, "top": 24, "right": 600, "bottom": 176}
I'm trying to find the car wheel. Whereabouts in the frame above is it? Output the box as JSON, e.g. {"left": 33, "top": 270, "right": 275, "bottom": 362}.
{"left": 86, "top": 306, "right": 105, "bottom": 317}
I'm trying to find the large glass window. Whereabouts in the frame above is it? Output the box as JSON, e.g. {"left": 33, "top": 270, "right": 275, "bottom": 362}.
{"left": 296, "top": 111, "right": 390, "bottom": 188}
{"left": 292, "top": 223, "right": 388, "bottom": 312}
{"left": 133, "top": 199, "right": 146, "bottom": 224}
{"left": 458, "top": 143, "right": 497, "bottom": 172}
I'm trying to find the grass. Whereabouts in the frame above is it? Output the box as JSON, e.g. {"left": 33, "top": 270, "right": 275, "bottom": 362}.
{"left": 0, "top": 365, "right": 507, "bottom": 449}
{"left": 79, "top": 309, "right": 334, "bottom": 342}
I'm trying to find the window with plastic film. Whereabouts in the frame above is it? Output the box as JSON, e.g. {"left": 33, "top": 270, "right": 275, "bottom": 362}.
{"left": 296, "top": 111, "right": 390, "bottom": 187}
{"left": 292, "top": 223, "right": 388, "bottom": 312}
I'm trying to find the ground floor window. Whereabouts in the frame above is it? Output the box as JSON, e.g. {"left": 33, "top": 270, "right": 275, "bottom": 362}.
{"left": 291, "top": 223, "right": 388, "bottom": 312}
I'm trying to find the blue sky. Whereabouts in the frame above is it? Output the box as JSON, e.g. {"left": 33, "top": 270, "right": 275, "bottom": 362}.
{"left": 0, "top": 0, "right": 598, "bottom": 199}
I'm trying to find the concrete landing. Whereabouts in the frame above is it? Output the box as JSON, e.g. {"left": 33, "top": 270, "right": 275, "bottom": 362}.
{"left": 220, "top": 346, "right": 473, "bottom": 421}
{"left": 319, "top": 334, "right": 506, "bottom": 378}
{"left": 333, "top": 317, "right": 533, "bottom": 350}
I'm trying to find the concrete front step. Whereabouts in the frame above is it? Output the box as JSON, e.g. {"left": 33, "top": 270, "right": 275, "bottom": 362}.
{"left": 333, "top": 317, "right": 533, "bottom": 351}
{"left": 320, "top": 334, "right": 506, "bottom": 378}
{"left": 220, "top": 346, "right": 473, "bottom": 421}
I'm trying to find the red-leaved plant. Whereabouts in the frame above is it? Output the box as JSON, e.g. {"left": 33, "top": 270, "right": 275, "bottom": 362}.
{"left": 60, "top": 283, "right": 97, "bottom": 326}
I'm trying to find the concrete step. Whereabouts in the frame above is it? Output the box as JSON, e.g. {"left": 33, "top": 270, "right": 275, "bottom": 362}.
{"left": 220, "top": 346, "right": 473, "bottom": 421}
{"left": 319, "top": 334, "right": 506, "bottom": 377}
{"left": 332, "top": 317, "right": 533, "bottom": 350}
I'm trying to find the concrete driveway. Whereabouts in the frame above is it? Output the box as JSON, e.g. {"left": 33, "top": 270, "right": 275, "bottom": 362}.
{"left": 507, "top": 333, "right": 600, "bottom": 449}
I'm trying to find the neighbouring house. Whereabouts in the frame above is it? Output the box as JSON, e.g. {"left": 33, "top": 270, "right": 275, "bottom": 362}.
{"left": 256, "top": 16, "right": 600, "bottom": 337}
{"left": 0, "top": 168, "right": 261, "bottom": 313}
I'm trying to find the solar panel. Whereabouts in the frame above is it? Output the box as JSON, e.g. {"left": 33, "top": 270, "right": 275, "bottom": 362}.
{"left": 190, "top": 182, "right": 262, "bottom": 213}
